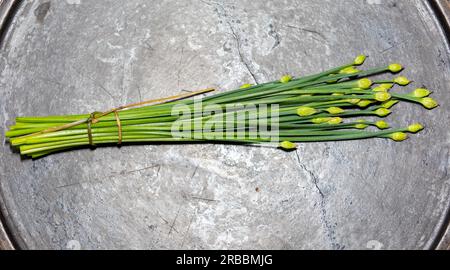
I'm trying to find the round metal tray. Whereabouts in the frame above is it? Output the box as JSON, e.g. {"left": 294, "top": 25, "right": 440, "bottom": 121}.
{"left": 1, "top": 0, "right": 450, "bottom": 250}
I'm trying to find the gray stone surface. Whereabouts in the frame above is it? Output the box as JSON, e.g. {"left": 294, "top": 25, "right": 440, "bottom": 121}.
{"left": 0, "top": 0, "right": 449, "bottom": 249}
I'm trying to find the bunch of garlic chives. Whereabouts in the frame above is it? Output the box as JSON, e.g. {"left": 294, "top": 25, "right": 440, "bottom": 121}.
{"left": 5, "top": 55, "right": 438, "bottom": 158}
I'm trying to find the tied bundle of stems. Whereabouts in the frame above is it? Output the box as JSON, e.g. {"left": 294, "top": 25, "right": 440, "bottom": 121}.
{"left": 5, "top": 55, "right": 439, "bottom": 158}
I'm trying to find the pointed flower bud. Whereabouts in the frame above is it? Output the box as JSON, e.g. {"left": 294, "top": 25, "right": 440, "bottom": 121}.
{"left": 240, "top": 84, "right": 253, "bottom": 89}
{"left": 326, "top": 107, "right": 345, "bottom": 115}
{"left": 375, "top": 121, "right": 389, "bottom": 129}
{"left": 407, "top": 123, "right": 424, "bottom": 133}
{"left": 381, "top": 100, "right": 399, "bottom": 109}
{"left": 326, "top": 74, "right": 338, "bottom": 84}
{"left": 297, "top": 107, "right": 318, "bottom": 116}
{"left": 339, "top": 67, "right": 360, "bottom": 74}
{"left": 420, "top": 97, "right": 438, "bottom": 109}
{"left": 380, "top": 83, "right": 394, "bottom": 90}
{"left": 388, "top": 63, "right": 403, "bottom": 73}
{"left": 373, "top": 86, "right": 388, "bottom": 92}
{"left": 390, "top": 132, "right": 408, "bottom": 142}
{"left": 280, "top": 75, "right": 292, "bottom": 83}
{"left": 394, "top": 76, "right": 411, "bottom": 86}
{"left": 411, "top": 88, "right": 431, "bottom": 98}
{"left": 279, "top": 141, "right": 297, "bottom": 150}
{"left": 355, "top": 123, "right": 369, "bottom": 129}
{"left": 375, "top": 108, "right": 391, "bottom": 117}
{"left": 374, "top": 92, "right": 392, "bottom": 102}
{"left": 347, "top": 98, "right": 361, "bottom": 104}
{"left": 357, "top": 100, "right": 373, "bottom": 108}
{"left": 354, "top": 55, "right": 367, "bottom": 65}
{"left": 311, "top": 117, "right": 331, "bottom": 124}
{"left": 328, "top": 117, "right": 343, "bottom": 125}
{"left": 358, "top": 78, "right": 373, "bottom": 89}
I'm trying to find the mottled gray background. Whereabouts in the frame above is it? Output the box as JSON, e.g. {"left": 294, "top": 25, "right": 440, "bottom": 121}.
{"left": 0, "top": 0, "right": 449, "bottom": 249}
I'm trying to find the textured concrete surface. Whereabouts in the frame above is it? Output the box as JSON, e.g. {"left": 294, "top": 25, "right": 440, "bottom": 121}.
{"left": 0, "top": 0, "right": 449, "bottom": 249}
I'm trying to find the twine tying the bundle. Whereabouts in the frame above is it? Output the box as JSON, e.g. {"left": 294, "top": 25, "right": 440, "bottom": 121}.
{"left": 16, "top": 88, "right": 215, "bottom": 146}
{"left": 86, "top": 110, "right": 122, "bottom": 146}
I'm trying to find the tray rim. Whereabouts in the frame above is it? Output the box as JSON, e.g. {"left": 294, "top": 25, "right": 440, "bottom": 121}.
{"left": 0, "top": 0, "right": 449, "bottom": 250}
{"left": 426, "top": 0, "right": 450, "bottom": 251}
{"left": 0, "top": 0, "right": 21, "bottom": 251}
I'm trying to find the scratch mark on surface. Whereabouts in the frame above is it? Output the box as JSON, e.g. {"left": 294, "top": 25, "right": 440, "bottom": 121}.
{"left": 285, "top": 24, "right": 327, "bottom": 42}
{"left": 268, "top": 23, "right": 281, "bottom": 50}
{"left": 227, "top": 22, "right": 259, "bottom": 84}
{"left": 190, "top": 165, "right": 199, "bottom": 180}
{"left": 295, "top": 151, "right": 323, "bottom": 198}
{"left": 136, "top": 85, "right": 143, "bottom": 102}
{"left": 205, "top": 0, "right": 260, "bottom": 84}
{"left": 157, "top": 212, "right": 169, "bottom": 224}
{"left": 180, "top": 208, "right": 196, "bottom": 248}
{"left": 379, "top": 40, "right": 407, "bottom": 54}
{"left": 56, "top": 164, "right": 161, "bottom": 190}
{"left": 294, "top": 150, "right": 343, "bottom": 250}
{"left": 168, "top": 206, "right": 181, "bottom": 235}
{"left": 156, "top": 165, "right": 161, "bottom": 178}
{"left": 191, "top": 196, "right": 217, "bottom": 202}
{"left": 73, "top": 67, "right": 116, "bottom": 100}
{"left": 56, "top": 180, "right": 101, "bottom": 189}
{"left": 177, "top": 47, "right": 185, "bottom": 89}
{"left": 142, "top": 39, "right": 153, "bottom": 51}
{"left": 56, "top": 182, "right": 82, "bottom": 189}
{"left": 157, "top": 211, "right": 179, "bottom": 234}
{"left": 121, "top": 60, "right": 126, "bottom": 101}
{"left": 119, "top": 164, "right": 160, "bottom": 175}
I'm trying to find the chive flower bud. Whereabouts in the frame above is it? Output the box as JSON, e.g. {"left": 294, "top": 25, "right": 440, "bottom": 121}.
{"left": 374, "top": 92, "right": 392, "bottom": 102}
{"left": 388, "top": 63, "right": 403, "bottom": 73}
{"left": 347, "top": 98, "right": 361, "bottom": 104}
{"left": 240, "top": 84, "right": 253, "bottom": 89}
{"left": 280, "top": 75, "right": 292, "bottom": 83}
{"left": 407, "top": 123, "right": 424, "bottom": 133}
{"left": 354, "top": 55, "right": 367, "bottom": 65}
{"left": 394, "top": 76, "right": 411, "bottom": 86}
{"left": 411, "top": 88, "right": 431, "bottom": 98}
{"left": 375, "top": 108, "right": 391, "bottom": 117}
{"left": 280, "top": 141, "right": 297, "bottom": 150}
{"left": 381, "top": 100, "right": 399, "bottom": 109}
{"left": 326, "top": 74, "right": 338, "bottom": 84}
{"left": 297, "top": 107, "right": 318, "bottom": 116}
{"left": 380, "top": 83, "right": 394, "bottom": 90}
{"left": 328, "top": 117, "right": 343, "bottom": 125}
{"left": 339, "top": 67, "right": 360, "bottom": 74}
{"left": 326, "top": 107, "right": 345, "bottom": 115}
{"left": 372, "top": 86, "right": 388, "bottom": 92}
{"left": 357, "top": 78, "right": 373, "bottom": 89}
{"left": 420, "top": 97, "right": 438, "bottom": 109}
{"left": 375, "top": 121, "right": 389, "bottom": 129}
{"left": 390, "top": 132, "right": 408, "bottom": 142}
{"left": 312, "top": 117, "right": 331, "bottom": 124}
{"left": 357, "top": 100, "right": 373, "bottom": 108}
{"left": 355, "top": 123, "right": 368, "bottom": 129}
